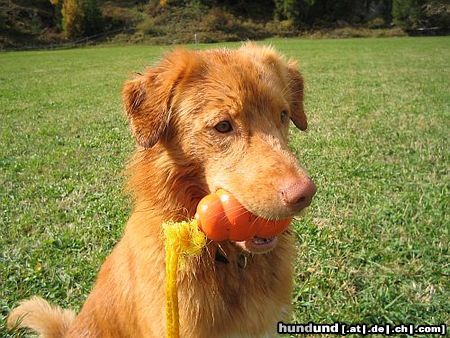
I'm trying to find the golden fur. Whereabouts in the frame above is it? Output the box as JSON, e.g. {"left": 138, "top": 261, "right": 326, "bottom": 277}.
{"left": 8, "top": 43, "right": 315, "bottom": 337}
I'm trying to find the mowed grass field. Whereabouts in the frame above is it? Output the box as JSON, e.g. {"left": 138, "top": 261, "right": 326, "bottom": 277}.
{"left": 1, "top": 37, "right": 449, "bottom": 335}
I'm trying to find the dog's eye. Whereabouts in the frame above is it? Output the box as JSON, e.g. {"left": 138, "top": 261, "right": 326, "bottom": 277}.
{"left": 280, "top": 110, "right": 289, "bottom": 124}
{"left": 214, "top": 121, "right": 233, "bottom": 133}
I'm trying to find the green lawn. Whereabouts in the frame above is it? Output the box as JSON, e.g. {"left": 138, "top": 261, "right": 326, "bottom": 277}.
{"left": 1, "top": 37, "right": 449, "bottom": 336}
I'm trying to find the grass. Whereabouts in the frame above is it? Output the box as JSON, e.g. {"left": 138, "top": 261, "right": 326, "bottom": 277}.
{"left": 1, "top": 37, "right": 449, "bottom": 336}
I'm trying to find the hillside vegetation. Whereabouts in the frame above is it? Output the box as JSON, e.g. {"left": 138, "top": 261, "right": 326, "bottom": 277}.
{"left": 1, "top": 0, "right": 449, "bottom": 49}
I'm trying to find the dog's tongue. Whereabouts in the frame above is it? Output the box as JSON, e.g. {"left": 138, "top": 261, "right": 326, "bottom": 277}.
{"left": 235, "top": 236, "right": 279, "bottom": 253}
{"left": 252, "top": 236, "right": 274, "bottom": 244}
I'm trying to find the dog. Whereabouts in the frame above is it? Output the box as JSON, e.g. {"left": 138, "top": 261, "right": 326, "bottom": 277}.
{"left": 8, "top": 43, "right": 316, "bottom": 337}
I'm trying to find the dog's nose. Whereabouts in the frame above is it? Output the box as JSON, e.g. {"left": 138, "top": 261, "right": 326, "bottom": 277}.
{"left": 279, "top": 177, "right": 317, "bottom": 211}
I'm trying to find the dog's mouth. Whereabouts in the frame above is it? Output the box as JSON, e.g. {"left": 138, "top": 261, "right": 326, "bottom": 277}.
{"left": 232, "top": 201, "right": 287, "bottom": 254}
{"left": 197, "top": 187, "right": 292, "bottom": 253}
{"left": 235, "top": 235, "right": 279, "bottom": 254}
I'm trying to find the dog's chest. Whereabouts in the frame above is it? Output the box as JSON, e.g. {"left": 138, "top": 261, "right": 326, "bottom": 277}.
{"left": 219, "top": 305, "right": 290, "bottom": 338}
{"left": 179, "top": 249, "right": 293, "bottom": 338}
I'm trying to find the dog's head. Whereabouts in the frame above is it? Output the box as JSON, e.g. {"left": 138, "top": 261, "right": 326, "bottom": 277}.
{"left": 123, "top": 43, "right": 316, "bottom": 253}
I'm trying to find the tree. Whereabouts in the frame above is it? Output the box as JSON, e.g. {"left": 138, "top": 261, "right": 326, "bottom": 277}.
{"left": 83, "top": 0, "right": 103, "bottom": 35}
{"left": 62, "top": 0, "right": 85, "bottom": 38}
{"left": 274, "top": 0, "right": 316, "bottom": 24}
{"left": 392, "top": 0, "right": 421, "bottom": 28}
{"left": 274, "top": 0, "right": 299, "bottom": 21}
{"left": 49, "top": 0, "right": 63, "bottom": 30}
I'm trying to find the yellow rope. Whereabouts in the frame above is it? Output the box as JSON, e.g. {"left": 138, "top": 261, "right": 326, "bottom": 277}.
{"left": 163, "top": 219, "right": 206, "bottom": 338}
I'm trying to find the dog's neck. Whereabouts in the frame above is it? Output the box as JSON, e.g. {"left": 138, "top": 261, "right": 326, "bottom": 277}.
{"left": 126, "top": 146, "right": 206, "bottom": 222}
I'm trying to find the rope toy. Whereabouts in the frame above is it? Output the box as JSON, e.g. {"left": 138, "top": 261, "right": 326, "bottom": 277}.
{"left": 162, "top": 219, "right": 206, "bottom": 338}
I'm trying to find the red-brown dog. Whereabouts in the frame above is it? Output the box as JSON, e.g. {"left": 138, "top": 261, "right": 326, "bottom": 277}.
{"left": 8, "top": 43, "right": 316, "bottom": 337}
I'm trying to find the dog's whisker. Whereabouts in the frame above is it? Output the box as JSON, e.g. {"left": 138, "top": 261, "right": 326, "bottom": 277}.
{"left": 216, "top": 243, "right": 229, "bottom": 259}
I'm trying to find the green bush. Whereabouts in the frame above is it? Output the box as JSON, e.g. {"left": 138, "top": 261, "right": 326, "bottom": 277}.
{"left": 367, "top": 17, "right": 386, "bottom": 29}
{"left": 422, "top": 1, "right": 450, "bottom": 28}
{"left": 274, "top": 0, "right": 301, "bottom": 22}
{"left": 137, "top": 17, "right": 165, "bottom": 36}
{"left": 266, "top": 19, "right": 298, "bottom": 36}
{"left": 201, "top": 7, "right": 231, "bottom": 32}
{"left": 392, "top": 0, "right": 449, "bottom": 30}
{"left": 101, "top": 3, "right": 143, "bottom": 31}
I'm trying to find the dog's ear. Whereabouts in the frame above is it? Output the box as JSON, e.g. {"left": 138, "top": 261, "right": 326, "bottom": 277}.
{"left": 123, "top": 76, "right": 162, "bottom": 148}
{"left": 122, "top": 49, "right": 194, "bottom": 148}
{"left": 286, "top": 61, "right": 308, "bottom": 131}
{"left": 239, "top": 43, "right": 308, "bottom": 131}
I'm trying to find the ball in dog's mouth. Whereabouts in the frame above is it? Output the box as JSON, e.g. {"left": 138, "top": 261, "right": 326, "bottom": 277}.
{"left": 235, "top": 236, "right": 278, "bottom": 254}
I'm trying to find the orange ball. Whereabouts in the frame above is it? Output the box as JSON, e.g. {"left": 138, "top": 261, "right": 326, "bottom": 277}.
{"left": 195, "top": 189, "right": 291, "bottom": 241}
{"left": 195, "top": 193, "right": 230, "bottom": 241}
{"left": 216, "top": 189, "right": 258, "bottom": 241}
{"left": 254, "top": 218, "right": 291, "bottom": 239}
